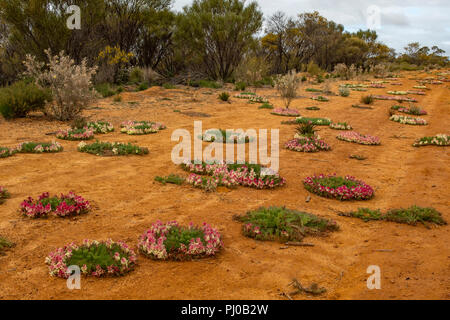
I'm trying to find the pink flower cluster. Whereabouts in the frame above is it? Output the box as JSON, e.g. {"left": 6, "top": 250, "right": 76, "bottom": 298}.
{"left": 56, "top": 128, "right": 94, "bottom": 141}
{"left": 303, "top": 174, "right": 375, "bottom": 201}
{"left": 45, "top": 239, "right": 137, "bottom": 278}
{"left": 285, "top": 137, "right": 331, "bottom": 152}
{"left": 372, "top": 95, "right": 417, "bottom": 102}
{"left": 406, "top": 90, "right": 426, "bottom": 95}
{"left": 138, "top": 221, "right": 223, "bottom": 260}
{"left": 271, "top": 108, "right": 300, "bottom": 117}
{"left": 183, "top": 162, "right": 286, "bottom": 191}
{"left": 337, "top": 131, "right": 380, "bottom": 145}
{"left": 20, "top": 192, "right": 90, "bottom": 218}
{"left": 396, "top": 107, "right": 427, "bottom": 115}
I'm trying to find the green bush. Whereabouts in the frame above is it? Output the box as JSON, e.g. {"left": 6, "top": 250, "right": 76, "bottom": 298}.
{"left": 235, "top": 81, "right": 247, "bottom": 91}
{"left": 95, "top": 83, "right": 118, "bottom": 98}
{"left": 162, "top": 83, "right": 175, "bottom": 89}
{"left": 136, "top": 82, "right": 149, "bottom": 91}
{"left": 0, "top": 81, "right": 52, "bottom": 119}
{"left": 129, "top": 67, "right": 144, "bottom": 84}
{"left": 218, "top": 92, "right": 230, "bottom": 101}
{"left": 189, "top": 80, "right": 222, "bottom": 89}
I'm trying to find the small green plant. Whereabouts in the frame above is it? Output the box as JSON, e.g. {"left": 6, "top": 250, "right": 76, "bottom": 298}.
{"left": 113, "top": 94, "right": 122, "bottom": 102}
{"left": 0, "top": 80, "right": 52, "bottom": 119}
{"left": 0, "top": 186, "right": 10, "bottom": 204}
{"left": 258, "top": 103, "right": 274, "bottom": 109}
{"left": 306, "top": 106, "right": 320, "bottom": 110}
{"left": 306, "top": 88, "right": 322, "bottom": 92}
{"left": 295, "top": 122, "right": 317, "bottom": 138}
{"left": 0, "top": 236, "right": 14, "bottom": 255}
{"left": 190, "top": 80, "right": 222, "bottom": 89}
{"left": 94, "top": 83, "right": 119, "bottom": 98}
{"left": 301, "top": 76, "right": 307, "bottom": 82}
{"left": 296, "top": 117, "right": 331, "bottom": 125}
{"left": 234, "top": 81, "right": 247, "bottom": 91}
{"left": 218, "top": 92, "right": 230, "bottom": 101}
{"left": 339, "top": 87, "right": 350, "bottom": 97}
{"left": 349, "top": 154, "right": 367, "bottom": 160}
{"left": 361, "top": 95, "right": 374, "bottom": 105}
{"left": 154, "top": 174, "right": 185, "bottom": 185}
{"left": 173, "top": 109, "right": 181, "bottom": 113}
{"left": 341, "top": 206, "right": 446, "bottom": 227}
{"left": 71, "top": 117, "right": 88, "bottom": 129}
{"left": 129, "top": 67, "right": 144, "bottom": 84}
{"left": 77, "top": 141, "right": 149, "bottom": 156}
{"left": 234, "top": 206, "right": 339, "bottom": 242}
{"left": 136, "top": 82, "right": 149, "bottom": 91}
{"left": 162, "top": 83, "right": 175, "bottom": 89}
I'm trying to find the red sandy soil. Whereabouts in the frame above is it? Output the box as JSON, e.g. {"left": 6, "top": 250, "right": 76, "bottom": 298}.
{"left": 0, "top": 71, "right": 449, "bottom": 300}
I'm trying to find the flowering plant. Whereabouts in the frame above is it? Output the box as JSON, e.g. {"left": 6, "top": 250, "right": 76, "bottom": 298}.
{"left": 296, "top": 117, "right": 331, "bottom": 126}
{"left": 303, "top": 174, "right": 374, "bottom": 201}
{"left": 56, "top": 127, "right": 94, "bottom": 141}
{"left": 270, "top": 108, "right": 300, "bottom": 117}
{"left": 45, "top": 239, "right": 136, "bottom": 278}
{"left": 120, "top": 120, "right": 166, "bottom": 135}
{"left": 389, "top": 115, "right": 427, "bottom": 125}
{"left": 86, "top": 121, "right": 114, "bottom": 134}
{"left": 20, "top": 192, "right": 90, "bottom": 218}
{"left": 373, "top": 95, "right": 417, "bottom": 102}
{"left": 390, "top": 105, "right": 427, "bottom": 115}
{"left": 387, "top": 91, "right": 408, "bottom": 95}
{"left": 0, "top": 146, "right": 15, "bottom": 158}
{"left": 15, "top": 141, "right": 63, "bottom": 153}
{"left": 329, "top": 122, "right": 352, "bottom": 130}
{"left": 413, "top": 134, "right": 449, "bottom": 147}
{"left": 285, "top": 137, "right": 331, "bottom": 152}
{"left": 234, "top": 92, "right": 256, "bottom": 99}
{"left": 249, "top": 96, "right": 268, "bottom": 103}
{"left": 234, "top": 206, "right": 339, "bottom": 242}
{"left": 182, "top": 161, "right": 286, "bottom": 191}
{"left": 336, "top": 131, "right": 380, "bottom": 145}
{"left": 138, "top": 221, "right": 223, "bottom": 260}
{"left": 406, "top": 90, "right": 426, "bottom": 95}
{"left": 78, "top": 141, "right": 149, "bottom": 156}
{"left": 0, "top": 186, "right": 10, "bottom": 204}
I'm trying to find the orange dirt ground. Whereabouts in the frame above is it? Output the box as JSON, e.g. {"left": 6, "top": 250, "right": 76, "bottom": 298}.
{"left": 0, "top": 71, "right": 449, "bottom": 300}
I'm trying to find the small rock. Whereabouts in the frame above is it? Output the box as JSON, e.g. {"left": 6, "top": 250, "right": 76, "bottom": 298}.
{"left": 306, "top": 195, "right": 311, "bottom": 203}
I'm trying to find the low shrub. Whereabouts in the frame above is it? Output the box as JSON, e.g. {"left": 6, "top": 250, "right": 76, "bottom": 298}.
{"left": 95, "top": 83, "right": 119, "bottom": 98}
{"left": 0, "top": 147, "right": 15, "bottom": 158}
{"left": 86, "top": 121, "right": 114, "bottom": 134}
{"left": 56, "top": 128, "right": 94, "bottom": 141}
{"left": 391, "top": 105, "right": 427, "bottom": 115}
{"left": 341, "top": 206, "right": 446, "bottom": 226}
{"left": 306, "top": 106, "right": 320, "bottom": 110}
{"left": 182, "top": 161, "right": 286, "bottom": 191}
{"left": 329, "top": 122, "right": 352, "bottom": 130}
{"left": 0, "top": 81, "right": 52, "bottom": 119}
{"left": 271, "top": 108, "right": 300, "bottom": 117}
{"left": 16, "top": 141, "right": 63, "bottom": 153}
{"left": 311, "top": 95, "right": 329, "bottom": 102}
{"left": 305, "top": 88, "right": 322, "bottom": 92}
{"left": 0, "top": 186, "right": 10, "bottom": 204}
{"left": 336, "top": 131, "right": 380, "bottom": 145}
{"left": 285, "top": 137, "right": 331, "bottom": 153}
{"left": 303, "top": 174, "right": 374, "bottom": 201}
{"left": 413, "top": 134, "right": 449, "bottom": 147}
{"left": 360, "top": 95, "right": 374, "bottom": 105}
{"left": 46, "top": 239, "right": 137, "bottom": 278}
{"left": 296, "top": 117, "right": 331, "bottom": 126}
{"left": 77, "top": 141, "right": 149, "bottom": 156}
{"left": 349, "top": 154, "right": 367, "bottom": 160}
{"left": 338, "top": 87, "right": 350, "bottom": 97}
{"left": 0, "top": 236, "right": 14, "bottom": 255}
{"left": 154, "top": 174, "right": 185, "bottom": 185}
{"left": 234, "top": 82, "right": 247, "bottom": 91}
{"left": 162, "top": 83, "right": 175, "bottom": 89}
{"left": 21, "top": 192, "right": 90, "bottom": 218}
{"left": 389, "top": 115, "right": 427, "bottom": 125}
{"left": 136, "top": 82, "right": 149, "bottom": 91}
{"left": 258, "top": 103, "right": 274, "bottom": 109}
{"left": 218, "top": 92, "right": 230, "bottom": 101}
{"left": 200, "top": 129, "right": 252, "bottom": 144}
{"left": 234, "top": 206, "right": 338, "bottom": 242}
{"left": 138, "top": 221, "right": 223, "bottom": 260}
{"left": 120, "top": 120, "right": 166, "bottom": 135}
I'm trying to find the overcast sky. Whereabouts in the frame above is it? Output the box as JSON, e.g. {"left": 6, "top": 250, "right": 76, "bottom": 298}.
{"left": 172, "top": 0, "right": 450, "bottom": 56}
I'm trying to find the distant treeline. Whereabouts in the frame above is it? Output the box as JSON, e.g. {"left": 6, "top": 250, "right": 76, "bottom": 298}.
{"left": 0, "top": 0, "right": 448, "bottom": 85}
